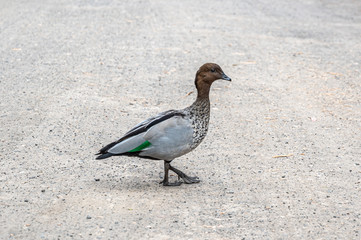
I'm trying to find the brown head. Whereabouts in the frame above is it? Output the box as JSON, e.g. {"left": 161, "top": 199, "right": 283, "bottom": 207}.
{"left": 195, "top": 63, "right": 231, "bottom": 98}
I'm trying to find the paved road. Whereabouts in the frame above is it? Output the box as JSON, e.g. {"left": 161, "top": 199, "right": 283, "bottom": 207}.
{"left": 1, "top": 0, "right": 360, "bottom": 239}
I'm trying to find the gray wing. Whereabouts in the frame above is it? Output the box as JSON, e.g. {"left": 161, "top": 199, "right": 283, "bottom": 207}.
{"left": 139, "top": 115, "right": 194, "bottom": 161}
{"left": 123, "top": 110, "right": 181, "bottom": 139}
{"left": 97, "top": 110, "right": 186, "bottom": 156}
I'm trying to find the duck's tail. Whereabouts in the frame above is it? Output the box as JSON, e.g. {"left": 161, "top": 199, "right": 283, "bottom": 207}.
{"left": 95, "top": 152, "right": 113, "bottom": 160}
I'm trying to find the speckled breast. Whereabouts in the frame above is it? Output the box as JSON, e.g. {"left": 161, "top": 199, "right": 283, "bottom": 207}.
{"left": 185, "top": 99, "right": 211, "bottom": 149}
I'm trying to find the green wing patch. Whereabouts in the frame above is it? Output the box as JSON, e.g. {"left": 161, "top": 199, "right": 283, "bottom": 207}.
{"left": 128, "top": 141, "right": 151, "bottom": 152}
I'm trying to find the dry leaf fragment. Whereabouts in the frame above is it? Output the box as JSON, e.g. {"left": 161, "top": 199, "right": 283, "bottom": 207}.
{"left": 272, "top": 154, "right": 293, "bottom": 158}
{"left": 239, "top": 61, "right": 256, "bottom": 65}
{"left": 183, "top": 91, "right": 194, "bottom": 97}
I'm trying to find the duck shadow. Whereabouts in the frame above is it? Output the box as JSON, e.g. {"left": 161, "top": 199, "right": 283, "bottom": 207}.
{"left": 90, "top": 174, "right": 189, "bottom": 193}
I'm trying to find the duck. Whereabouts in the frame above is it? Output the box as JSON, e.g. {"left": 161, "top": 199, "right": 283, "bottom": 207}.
{"left": 96, "top": 63, "right": 231, "bottom": 186}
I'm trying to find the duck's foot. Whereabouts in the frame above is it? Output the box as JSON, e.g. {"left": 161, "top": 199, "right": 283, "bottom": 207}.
{"left": 160, "top": 161, "right": 183, "bottom": 186}
{"left": 181, "top": 175, "right": 200, "bottom": 184}
{"left": 159, "top": 180, "right": 183, "bottom": 186}
{"left": 160, "top": 161, "right": 200, "bottom": 186}
{"left": 169, "top": 165, "right": 200, "bottom": 184}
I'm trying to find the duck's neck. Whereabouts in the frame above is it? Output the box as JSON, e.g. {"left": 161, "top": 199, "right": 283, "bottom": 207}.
{"left": 191, "top": 95, "right": 210, "bottom": 110}
{"left": 196, "top": 82, "right": 211, "bottom": 100}
{"left": 189, "top": 85, "right": 211, "bottom": 113}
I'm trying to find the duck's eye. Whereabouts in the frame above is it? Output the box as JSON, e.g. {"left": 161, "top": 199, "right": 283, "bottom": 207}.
{"left": 211, "top": 68, "right": 215, "bottom": 73}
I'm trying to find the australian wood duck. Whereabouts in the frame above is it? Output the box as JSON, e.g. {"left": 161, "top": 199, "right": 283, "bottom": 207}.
{"left": 96, "top": 63, "right": 231, "bottom": 186}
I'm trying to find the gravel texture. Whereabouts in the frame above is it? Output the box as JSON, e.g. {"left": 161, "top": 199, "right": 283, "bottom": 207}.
{"left": 1, "top": 0, "right": 361, "bottom": 239}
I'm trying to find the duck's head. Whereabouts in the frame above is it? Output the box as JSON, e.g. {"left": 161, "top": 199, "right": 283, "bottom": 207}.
{"left": 195, "top": 63, "right": 231, "bottom": 92}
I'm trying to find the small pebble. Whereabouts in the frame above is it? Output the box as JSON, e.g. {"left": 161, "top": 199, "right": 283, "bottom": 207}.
{"left": 86, "top": 215, "right": 92, "bottom": 219}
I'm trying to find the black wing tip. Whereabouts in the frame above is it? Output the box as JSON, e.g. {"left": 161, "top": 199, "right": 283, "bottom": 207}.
{"left": 95, "top": 152, "right": 113, "bottom": 160}
{"left": 122, "top": 152, "right": 161, "bottom": 160}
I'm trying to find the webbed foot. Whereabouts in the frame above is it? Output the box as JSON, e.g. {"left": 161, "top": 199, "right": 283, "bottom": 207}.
{"left": 181, "top": 175, "right": 200, "bottom": 184}
{"left": 159, "top": 180, "right": 183, "bottom": 186}
{"left": 161, "top": 161, "right": 200, "bottom": 186}
{"left": 169, "top": 163, "right": 200, "bottom": 184}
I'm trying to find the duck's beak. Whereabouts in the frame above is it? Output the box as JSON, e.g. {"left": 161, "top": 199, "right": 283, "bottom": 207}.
{"left": 221, "top": 73, "right": 231, "bottom": 81}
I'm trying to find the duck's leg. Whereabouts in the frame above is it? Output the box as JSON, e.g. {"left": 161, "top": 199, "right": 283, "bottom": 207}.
{"left": 160, "top": 161, "right": 183, "bottom": 186}
{"left": 169, "top": 164, "right": 200, "bottom": 184}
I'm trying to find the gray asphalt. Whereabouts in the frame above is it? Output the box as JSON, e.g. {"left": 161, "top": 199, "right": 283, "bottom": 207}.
{"left": 1, "top": 0, "right": 361, "bottom": 239}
